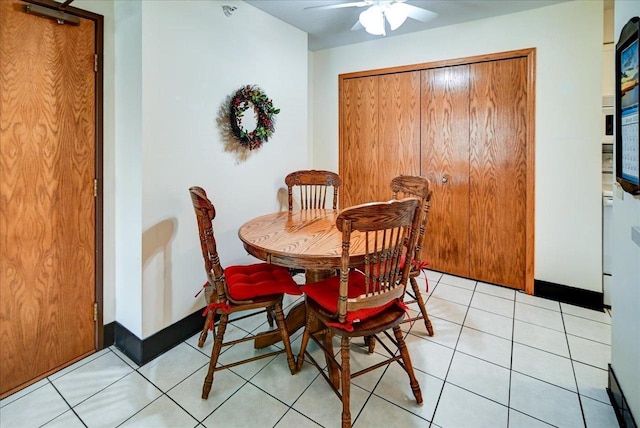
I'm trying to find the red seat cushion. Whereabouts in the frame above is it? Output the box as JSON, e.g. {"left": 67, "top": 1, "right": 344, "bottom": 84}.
{"left": 300, "top": 271, "right": 398, "bottom": 331}
{"left": 225, "top": 263, "right": 302, "bottom": 301}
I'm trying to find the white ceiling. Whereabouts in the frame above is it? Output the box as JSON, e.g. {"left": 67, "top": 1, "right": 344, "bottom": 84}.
{"left": 243, "top": 0, "right": 572, "bottom": 51}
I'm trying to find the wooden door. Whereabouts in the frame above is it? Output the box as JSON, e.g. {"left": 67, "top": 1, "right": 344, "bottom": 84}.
{"left": 0, "top": 0, "right": 97, "bottom": 397}
{"left": 340, "top": 76, "right": 378, "bottom": 208}
{"left": 340, "top": 72, "right": 420, "bottom": 208}
{"left": 469, "top": 58, "right": 528, "bottom": 288}
{"left": 420, "top": 65, "right": 470, "bottom": 277}
{"left": 378, "top": 71, "right": 421, "bottom": 189}
{"left": 340, "top": 49, "right": 534, "bottom": 292}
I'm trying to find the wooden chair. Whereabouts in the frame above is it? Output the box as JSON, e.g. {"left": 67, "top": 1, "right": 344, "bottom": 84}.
{"left": 295, "top": 198, "right": 424, "bottom": 428}
{"left": 390, "top": 175, "right": 435, "bottom": 336}
{"left": 189, "top": 186, "right": 300, "bottom": 400}
{"left": 285, "top": 169, "right": 341, "bottom": 211}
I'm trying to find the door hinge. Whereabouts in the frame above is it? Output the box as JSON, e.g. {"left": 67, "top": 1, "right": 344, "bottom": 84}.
{"left": 94, "top": 54, "right": 98, "bottom": 73}
{"left": 93, "top": 302, "right": 98, "bottom": 322}
{"left": 94, "top": 179, "right": 98, "bottom": 197}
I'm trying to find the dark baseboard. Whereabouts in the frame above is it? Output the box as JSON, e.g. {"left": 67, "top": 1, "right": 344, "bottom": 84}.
{"left": 104, "top": 308, "right": 206, "bottom": 366}
{"left": 113, "top": 322, "right": 143, "bottom": 363}
{"left": 103, "top": 322, "right": 115, "bottom": 347}
{"left": 608, "top": 364, "right": 638, "bottom": 428}
{"left": 534, "top": 280, "right": 604, "bottom": 311}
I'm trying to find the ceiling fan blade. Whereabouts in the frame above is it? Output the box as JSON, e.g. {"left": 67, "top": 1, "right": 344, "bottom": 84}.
{"left": 403, "top": 4, "right": 438, "bottom": 22}
{"left": 351, "top": 20, "right": 364, "bottom": 31}
{"left": 304, "top": 1, "right": 372, "bottom": 11}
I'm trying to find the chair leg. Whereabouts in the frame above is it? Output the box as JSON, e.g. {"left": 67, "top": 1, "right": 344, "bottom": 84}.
{"left": 202, "top": 313, "right": 228, "bottom": 399}
{"left": 364, "top": 335, "right": 376, "bottom": 353}
{"left": 326, "top": 329, "right": 340, "bottom": 389}
{"left": 266, "top": 305, "right": 275, "bottom": 328}
{"left": 274, "top": 303, "right": 296, "bottom": 374}
{"left": 198, "top": 311, "right": 213, "bottom": 348}
{"left": 340, "top": 335, "right": 351, "bottom": 428}
{"left": 393, "top": 325, "right": 423, "bottom": 405}
{"left": 295, "top": 311, "right": 315, "bottom": 373}
{"left": 410, "top": 277, "right": 434, "bottom": 336}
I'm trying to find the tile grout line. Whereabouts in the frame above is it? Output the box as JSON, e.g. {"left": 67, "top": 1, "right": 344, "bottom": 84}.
{"left": 130, "top": 358, "right": 210, "bottom": 425}
{"left": 560, "top": 305, "right": 589, "bottom": 428}
{"left": 3, "top": 272, "right": 615, "bottom": 428}
{"left": 44, "top": 378, "right": 88, "bottom": 428}
{"left": 356, "top": 324, "right": 433, "bottom": 426}
{"left": 482, "top": 289, "right": 585, "bottom": 427}
{"left": 55, "top": 350, "right": 136, "bottom": 412}
{"left": 427, "top": 277, "right": 474, "bottom": 427}
{"left": 506, "top": 290, "right": 517, "bottom": 428}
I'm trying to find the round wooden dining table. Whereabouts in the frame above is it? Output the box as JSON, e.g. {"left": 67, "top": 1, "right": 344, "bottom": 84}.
{"left": 238, "top": 208, "right": 366, "bottom": 283}
{"left": 238, "top": 208, "right": 366, "bottom": 349}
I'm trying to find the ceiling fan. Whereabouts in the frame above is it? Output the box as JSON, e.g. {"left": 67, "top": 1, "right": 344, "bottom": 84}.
{"left": 305, "top": 0, "right": 438, "bottom": 36}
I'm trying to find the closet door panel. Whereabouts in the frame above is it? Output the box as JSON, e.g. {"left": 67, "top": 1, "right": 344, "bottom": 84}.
{"left": 340, "top": 76, "right": 379, "bottom": 208}
{"left": 378, "top": 71, "right": 421, "bottom": 188}
{"left": 469, "top": 58, "right": 527, "bottom": 288}
{"left": 420, "top": 65, "right": 470, "bottom": 276}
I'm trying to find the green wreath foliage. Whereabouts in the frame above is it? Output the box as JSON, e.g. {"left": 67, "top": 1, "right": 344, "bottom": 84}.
{"left": 229, "top": 85, "right": 280, "bottom": 150}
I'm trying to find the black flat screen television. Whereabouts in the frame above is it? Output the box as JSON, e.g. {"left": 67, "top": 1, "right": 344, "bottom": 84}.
{"left": 615, "top": 16, "right": 640, "bottom": 195}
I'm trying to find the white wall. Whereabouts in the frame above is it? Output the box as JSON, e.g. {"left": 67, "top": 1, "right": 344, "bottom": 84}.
{"left": 114, "top": 1, "right": 144, "bottom": 337}
{"left": 611, "top": 0, "right": 640, "bottom": 420}
{"left": 71, "top": 0, "right": 308, "bottom": 338}
{"left": 138, "top": 1, "right": 308, "bottom": 337}
{"left": 311, "top": 0, "right": 604, "bottom": 293}
{"left": 76, "top": 0, "right": 144, "bottom": 336}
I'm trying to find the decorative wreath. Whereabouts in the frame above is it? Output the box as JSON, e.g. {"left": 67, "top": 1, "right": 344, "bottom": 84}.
{"left": 229, "top": 85, "right": 280, "bottom": 150}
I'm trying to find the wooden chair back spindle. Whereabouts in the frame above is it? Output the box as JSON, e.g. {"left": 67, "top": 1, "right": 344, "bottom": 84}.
{"left": 285, "top": 170, "right": 341, "bottom": 211}
{"left": 335, "top": 197, "right": 421, "bottom": 322}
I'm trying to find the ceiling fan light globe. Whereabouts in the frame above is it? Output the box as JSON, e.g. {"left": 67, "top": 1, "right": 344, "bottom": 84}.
{"left": 359, "top": 6, "right": 385, "bottom": 36}
{"left": 385, "top": 3, "right": 408, "bottom": 31}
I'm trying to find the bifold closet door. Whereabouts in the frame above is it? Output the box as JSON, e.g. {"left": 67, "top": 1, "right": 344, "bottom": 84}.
{"left": 340, "top": 76, "right": 379, "bottom": 208}
{"left": 341, "top": 51, "right": 532, "bottom": 291}
{"left": 377, "top": 71, "right": 420, "bottom": 194}
{"left": 469, "top": 58, "right": 528, "bottom": 289}
{"left": 420, "top": 65, "right": 470, "bottom": 277}
{"left": 340, "top": 72, "right": 420, "bottom": 208}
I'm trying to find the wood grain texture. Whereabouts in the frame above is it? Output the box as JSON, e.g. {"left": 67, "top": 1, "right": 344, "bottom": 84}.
{"left": 0, "top": 0, "right": 96, "bottom": 395}
{"left": 339, "top": 48, "right": 536, "bottom": 80}
{"left": 420, "top": 65, "right": 470, "bottom": 277}
{"left": 468, "top": 58, "right": 527, "bottom": 289}
{"left": 239, "top": 209, "right": 369, "bottom": 271}
{"left": 339, "top": 76, "right": 378, "bottom": 208}
{"left": 285, "top": 169, "right": 341, "bottom": 210}
{"left": 339, "top": 72, "right": 420, "bottom": 209}
{"left": 378, "top": 71, "right": 421, "bottom": 188}
{"left": 339, "top": 49, "right": 535, "bottom": 293}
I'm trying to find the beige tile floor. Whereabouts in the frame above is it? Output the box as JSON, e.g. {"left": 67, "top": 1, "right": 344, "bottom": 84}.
{"left": 0, "top": 272, "right": 620, "bottom": 428}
